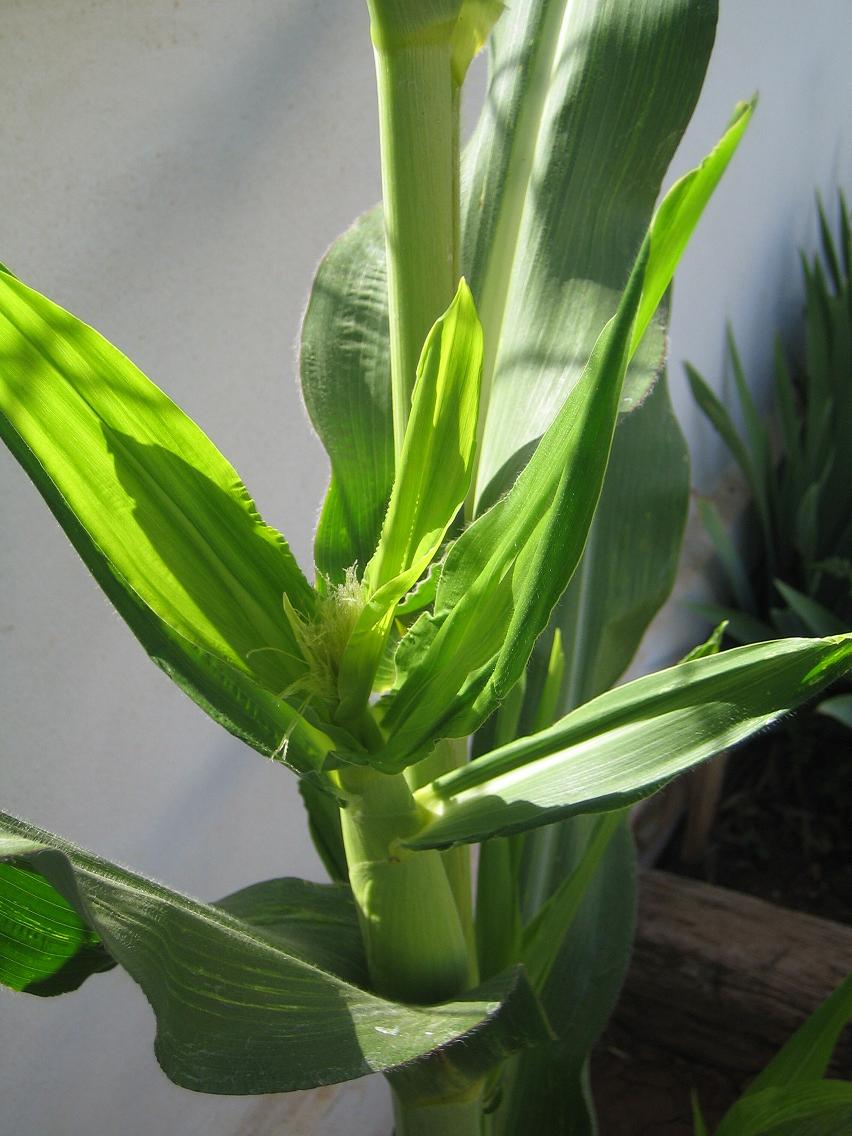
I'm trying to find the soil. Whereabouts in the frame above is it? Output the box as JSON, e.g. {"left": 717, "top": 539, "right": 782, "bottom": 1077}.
{"left": 661, "top": 709, "right": 852, "bottom": 923}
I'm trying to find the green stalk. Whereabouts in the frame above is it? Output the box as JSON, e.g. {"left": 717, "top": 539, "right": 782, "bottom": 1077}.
{"left": 405, "top": 737, "right": 477, "bottom": 975}
{"left": 339, "top": 765, "right": 470, "bottom": 1004}
{"left": 391, "top": 1082, "right": 488, "bottom": 1136}
{"left": 366, "top": 0, "right": 462, "bottom": 459}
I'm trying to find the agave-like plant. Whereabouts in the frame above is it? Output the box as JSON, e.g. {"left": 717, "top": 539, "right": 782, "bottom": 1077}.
{"left": 2, "top": 2, "right": 851, "bottom": 1132}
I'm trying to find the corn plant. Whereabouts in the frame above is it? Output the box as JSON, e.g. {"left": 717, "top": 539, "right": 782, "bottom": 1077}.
{"left": 2, "top": 3, "right": 852, "bottom": 1133}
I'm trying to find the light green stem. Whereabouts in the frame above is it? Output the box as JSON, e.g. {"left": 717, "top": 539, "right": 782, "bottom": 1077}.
{"left": 405, "top": 737, "right": 477, "bottom": 976}
{"left": 339, "top": 765, "right": 470, "bottom": 1004}
{"left": 366, "top": 1, "right": 462, "bottom": 459}
{"left": 392, "top": 1082, "right": 487, "bottom": 1136}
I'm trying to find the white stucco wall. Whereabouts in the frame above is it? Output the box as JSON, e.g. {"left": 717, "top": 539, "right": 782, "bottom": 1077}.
{"left": 1, "top": 3, "right": 850, "bottom": 1133}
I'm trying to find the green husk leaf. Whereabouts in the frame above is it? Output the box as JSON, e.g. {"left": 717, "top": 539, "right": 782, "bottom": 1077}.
{"left": 337, "top": 281, "right": 483, "bottom": 718}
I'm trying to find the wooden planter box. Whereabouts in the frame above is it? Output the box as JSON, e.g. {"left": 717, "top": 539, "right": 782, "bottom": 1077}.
{"left": 593, "top": 869, "right": 852, "bottom": 1134}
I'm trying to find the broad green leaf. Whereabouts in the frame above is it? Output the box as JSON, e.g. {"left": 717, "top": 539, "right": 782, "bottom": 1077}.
{"left": 465, "top": 0, "right": 719, "bottom": 504}
{"left": 744, "top": 973, "right": 852, "bottom": 1098}
{"left": 0, "top": 812, "right": 548, "bottom": 1094}
{"left": 337, "top": 281, "right": 483, "bottom": 716}
{"left": 0, "top": 272, "right": 314, "bottom": 696}
{"left": 519, "top": 810, "right": 624, "bottom": 991}
{"left": 476, "top": 838, "right": 523, "bottom": 982}
{"left": 214, "top": 877, "right": 367, "bottom": 987}
{"left": 300, "top": 208, "right": 393, "bottom": 585}
{"left": 0, "top": 389, "right": 340, "bottom": 770}
{"left": 715, "top": 1082, "right": 852, "bottom": 1136}
{"left": 495, "top": 1053, "right": 595, "bottom": 1136}
{"left": 501, "top": 376, "right": 688, "bottom": 1132}
{"left": 410, "top": 635, "right": 852, "bottom": 847}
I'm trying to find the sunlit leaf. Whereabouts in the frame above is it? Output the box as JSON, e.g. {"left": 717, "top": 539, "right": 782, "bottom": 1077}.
{"left": 410, "top": 635, "right": 852, "bottom": 847}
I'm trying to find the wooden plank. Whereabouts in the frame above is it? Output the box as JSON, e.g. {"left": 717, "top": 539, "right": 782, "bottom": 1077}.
{"left": 617, "top": 869, "right": 852, "bottom": 1076}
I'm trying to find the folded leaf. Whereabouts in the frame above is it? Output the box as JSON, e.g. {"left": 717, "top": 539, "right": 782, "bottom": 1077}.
{"left": 364, "top": 281, "right": 483, "bottom": 600}
{"left": 410, "top": 635, "right": 852, "bottom": 847}
{"left": 0, "top": 860, "right": 114, "bottom": 995}
{"left": 0, "top": 811, "right": 548, "bottom": 1094}
{"left": 0, "top": 272, "right": 357, "bottom": 769}
{"left": 0, "top": 270, "right": 315, "bottom": 705}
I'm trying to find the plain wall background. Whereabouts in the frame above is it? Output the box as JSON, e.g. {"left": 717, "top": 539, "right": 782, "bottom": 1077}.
{"left": 1, "top": 2, "right": 850, "bottom": 1133}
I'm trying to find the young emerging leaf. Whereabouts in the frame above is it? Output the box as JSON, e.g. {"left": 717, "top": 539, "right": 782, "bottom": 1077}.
{"left": 410, "top": 635, "right": 852, "bottom": 848}
{"left": 337, "top": 281, "right": 483, "bottom": 720}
